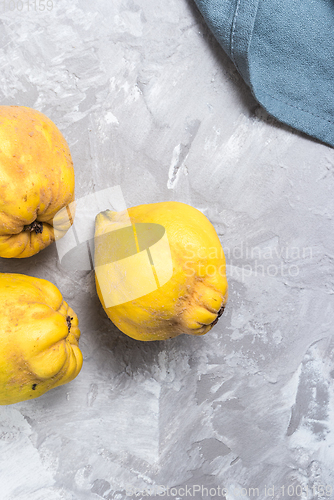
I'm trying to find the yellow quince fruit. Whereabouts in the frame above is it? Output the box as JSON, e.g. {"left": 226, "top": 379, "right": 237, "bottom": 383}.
{"left": 0, "top": 273, "right": 83, "bottom": 405}
{"left": 0, "top": 105, "right": 75, "bottom": 258}
{"left": 95, "top": 201, "right": 228, "bottom": 341}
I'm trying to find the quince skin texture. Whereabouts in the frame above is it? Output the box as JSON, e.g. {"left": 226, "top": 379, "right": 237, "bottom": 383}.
{"left": 0, "top": 273, "right": 83, "bottom": 405}
{"left": 0, "top": 106, "right": 75, "bottom": 258}
{"left": 95, "top": 201, "right": 228, "bottom": 341}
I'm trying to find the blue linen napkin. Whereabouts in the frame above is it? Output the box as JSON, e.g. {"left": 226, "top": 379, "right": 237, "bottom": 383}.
{"left": 194, "top": 0, "right": 334, "bottom": 148}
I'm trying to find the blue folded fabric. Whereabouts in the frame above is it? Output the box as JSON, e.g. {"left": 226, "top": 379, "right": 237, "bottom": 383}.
{"left": 194, "top": 0, "right": 334, "bottom": 148}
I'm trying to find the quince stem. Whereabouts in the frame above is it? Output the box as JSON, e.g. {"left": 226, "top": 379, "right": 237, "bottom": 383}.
{"left": 24, "top": 220, "right": 43, "bottom": 234}
{"left": 211, "top": 305, "right": 225, "bottom": 326}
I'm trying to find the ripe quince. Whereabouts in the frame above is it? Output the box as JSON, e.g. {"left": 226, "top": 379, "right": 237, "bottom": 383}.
{"left": 94, "top": 201, "right": 228, "bottom": 341}
{"left": 0, "top": 273, "right": 83, "bottom": 405}
{"left": 0, "top": 106, "right": 75, "bottom": 258}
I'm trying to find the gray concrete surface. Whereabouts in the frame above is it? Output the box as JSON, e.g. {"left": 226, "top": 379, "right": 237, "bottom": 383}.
{"left": 1, "top": 0, "right": 334, "bottom": 499}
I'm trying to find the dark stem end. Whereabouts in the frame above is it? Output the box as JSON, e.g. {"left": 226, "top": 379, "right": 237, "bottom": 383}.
{"left": 24, "top": 220, "right": 43, "bottom": 234}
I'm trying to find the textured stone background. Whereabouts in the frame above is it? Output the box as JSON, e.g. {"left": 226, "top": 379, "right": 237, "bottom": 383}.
{"left": 1, "top": 0, "right": 334, "bottom": 499}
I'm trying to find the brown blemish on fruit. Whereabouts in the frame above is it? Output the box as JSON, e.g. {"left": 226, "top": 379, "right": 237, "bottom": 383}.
{"left": 66, "top": 316, "right": 73, "bottom": 333}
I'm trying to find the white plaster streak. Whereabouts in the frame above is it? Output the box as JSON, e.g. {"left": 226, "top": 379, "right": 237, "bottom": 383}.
{"left": 281, "top": 364, "right": 303, "bottom": 407}
{"left": 167, "top": 144, "right": 182, "bottom": 189}
{"left": 105, "top": 111, "right": 119, "bottom": 125}
{"left": 0, "top": 408, "right": 57, "bottom": 498}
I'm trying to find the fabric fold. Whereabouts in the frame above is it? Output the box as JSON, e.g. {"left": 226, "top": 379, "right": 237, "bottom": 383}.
{"left": 194, "top": 0, "right": 334, "bottom": 148}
